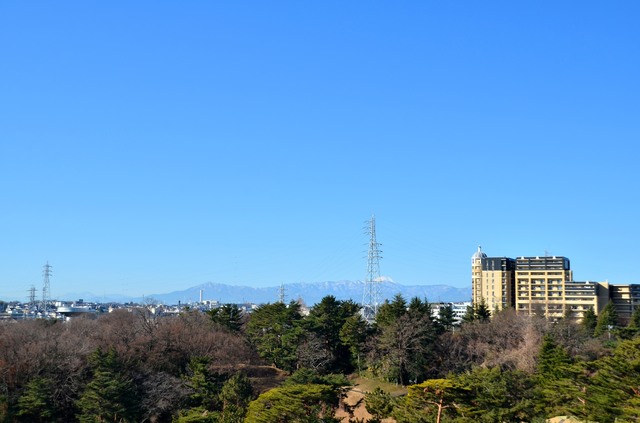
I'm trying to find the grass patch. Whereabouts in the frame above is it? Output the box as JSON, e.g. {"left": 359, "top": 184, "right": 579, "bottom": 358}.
{"left": 349, "top": 375, "right": 408, "bottom": 397}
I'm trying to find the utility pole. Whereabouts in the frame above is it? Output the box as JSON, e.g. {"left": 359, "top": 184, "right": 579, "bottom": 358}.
{"left": 42, "top": 262, "right": 52, "bottom": 316}
{"left": 362, "top": 215, "right": 382, "bottom": 323}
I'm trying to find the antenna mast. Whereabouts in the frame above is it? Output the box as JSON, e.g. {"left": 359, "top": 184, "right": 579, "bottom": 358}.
{"left": 42, "top": 262, "right": 52, "bottom": 316}
{"left": 362, "top": 215, "right": 382, "bottom": 322}
{"left": 278, "top": 282, "right": 286, "bottom": 304}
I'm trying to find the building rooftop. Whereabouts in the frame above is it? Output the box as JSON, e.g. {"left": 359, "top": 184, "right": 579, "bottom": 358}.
{"left": 472, "top": 245, "right": 487, "bottom": 260}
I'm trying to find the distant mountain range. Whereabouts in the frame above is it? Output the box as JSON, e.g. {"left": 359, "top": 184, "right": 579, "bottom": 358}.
{"left": 68, "top": 280, "right": 471, "bottom": 306}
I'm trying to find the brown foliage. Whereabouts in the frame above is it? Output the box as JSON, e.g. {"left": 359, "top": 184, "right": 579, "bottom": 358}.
{"left": 439, "top": 310, "right": 547, "bottom": 373}
{"left": 0, "top": 309, "right": 257, "bottom": 421}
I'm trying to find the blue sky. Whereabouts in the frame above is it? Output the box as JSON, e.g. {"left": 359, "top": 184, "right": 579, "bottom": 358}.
{"left": 1, "top": 2, "right": 639, "bottom": 300}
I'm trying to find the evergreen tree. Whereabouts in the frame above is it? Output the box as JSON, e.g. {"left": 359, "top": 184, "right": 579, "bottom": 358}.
{"left": 394, "top": 369, "right": 537, "bottom": 422}
{"left": 338, "top": 314, "right": 368, "bottom": 374}
{"left": 437, "top": 304, "right": 456, "bottom": 332}
{"left": 461, "top": 300, "right": 490, "bottom": 325}
{"left": 364, "top": 387, "right": 394, "bottom": 421}
{"left": 218, "top": 373, "right": 253, "bottom": 423}
{"left": 534, "top": 335, "right": 584, "bottom": 417}
{"left": 393, "top": 378, "right": 467, "bottom": 423}
{"left": 594, "top": 301, "right": 618, "bottom": 337}
{"left": 208, "top": 304, "right": 243, "bottom": 333}
{"left": 0, "top": 394, "right": 7, "bottom": 423}
{"left": 173, "top": 408, "right": 219, "bottom": 423}
{"left": 76, "top": 348, "right": 139, "bottom": 423}
{"left": 245, "top": 301, "right": 304, "bottom": 371}
{"left": 461, "top": 305, "right": 476, "bottom": 324}
{"left": 586, "top": 338, "right": 640, "bottom": 422}
{"left": 408, "top": 297, "right": 443, "bottom": 334}
{"left": 407, "top": 297, "right": 432, "bottom": 319}
{"left": 375, "top": 294, "right": 408, "bottom": 327}
{"left": 581, "top": 307, "right": 597, "bottom": 336}
{"left": 16, "top": 377, "right": 56, "bottom": 422}
{"left": 475, "top": 299, "right": 491, "bottom": 322}
{"left": 244, "top": 383, "right": 341, "bottom": 423}
{"left": 454, "top": 367, "right": 538, "bottom": 422}
{"left": 304, "top": 296, "right": 361, "bottom": 373}
{"left": 184, "top": 357, "right": 225, "bottom": 411}
{"left": 536, "top": 335, "right": 572, "bottom": 378}
{"left": 628, "top": 306, "right": 640, "bottom": 332}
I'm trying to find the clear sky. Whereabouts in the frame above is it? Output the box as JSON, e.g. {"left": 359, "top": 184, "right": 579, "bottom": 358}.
{"left": 1, "top": 1, "right": 639, "bottom": 300}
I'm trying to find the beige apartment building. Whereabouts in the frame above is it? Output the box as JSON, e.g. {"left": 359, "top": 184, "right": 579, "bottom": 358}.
{"left": 471, "top": 248, "right": 639, "bottom": 322}
{"left": 610, "top": 284, "right": 640, "bottom": 324}
{"left": 471, "top": 247, "right": 515, "bottom": 313}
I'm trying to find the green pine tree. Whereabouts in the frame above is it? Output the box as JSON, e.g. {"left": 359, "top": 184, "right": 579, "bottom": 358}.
{"left": 244, "top": 383, "right": 340, "bottom": 423}
{"left": 173, "top": 408, "right": 219, "bottom": 423}
{"left": 393, "top": 378, "right": 468, "bottom": 423}
{"left": 594, "top": 301, "right": 618, "bottom": 337}
{"left": 339, "top": 314, "right": 368, "bottom": 374}
{"left": 536, "top": 335, "right": 572, "bottom": 378}
{"left": 365, "top": 387, "right": 394, "bottom": 421}
{"left": 461, "top": 304, "right": 476, "bottom": 324}
{"left": 76, "top": 348, "right": 139, "bottom": 423}
{"left": 16, "top": 377, "right": 56, "bottom": 422}
{"left": 437, "top": 304, "right": 457, "bottom": 332}
{"left": 304, "top": 296, "right": 361, "bottom": 373}
{"left": 208, "top": 304, "right": 243, "bottom": 332}
{"left": 581, "top": 307, "right": 597, "bottom": 336}
{"left": 218, "top": 373, "right": 253, "bottom": 423}
{"left": 475, "top": 299, "right": 491, "bottom": 322}
{"left": 407, "top": 297, "right": 432, "bottom": 319}
{"left": 454, "top": 367, "right": 538, "bottom": 422}
{"left": 375, "top": 294, "right": 408, "bottom": 327}
{"left": 185, "top": 357, "right": 225, "bottom": 411}
{"left": 534, "top": 335, "right": 583, "bottom": 417}
{"left": 245, "top": 301, "right": 304, "bottom": 371}
{"left": 628, "top": 306, "right": 640, "bottom": 331}
{"left": 586, "top": 338, "right": 640, "bottom": 422}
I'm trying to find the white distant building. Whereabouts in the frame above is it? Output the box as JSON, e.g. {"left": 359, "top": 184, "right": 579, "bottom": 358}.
{"left": 431, "top": 301, "right": 471, "bottom": 324}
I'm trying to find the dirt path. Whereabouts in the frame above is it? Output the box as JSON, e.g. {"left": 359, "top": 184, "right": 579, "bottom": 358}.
{"left": 335, "top": 377, "right": 405, "bottom": 423}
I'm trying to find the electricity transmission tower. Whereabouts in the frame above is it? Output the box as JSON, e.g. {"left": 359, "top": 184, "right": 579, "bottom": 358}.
{"left": 362, "top": 215, "right": 382, "bottom": 323}
{"left": 28, "top": 285, "right": 36, "bottom": 306}
{"left": 41, "top": 262, "right": 52, "bottom": 315}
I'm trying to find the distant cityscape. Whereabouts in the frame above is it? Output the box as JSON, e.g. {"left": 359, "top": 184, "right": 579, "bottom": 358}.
{"left": 0, "top": 282, "right": 472, "bottom": 325}
{"left": 5, "top": 245, "right": 639, "bottom": 326}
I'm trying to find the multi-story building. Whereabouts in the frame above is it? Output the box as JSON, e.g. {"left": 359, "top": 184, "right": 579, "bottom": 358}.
{"left": 562, "top": 281, "right": 609, "bottom": 320}
{"left": 609, "top": 284, "right": 640, "bottom": 324}
{"left": 471, "top": 247, "right": 515, "bottom": 313}
{"left": 471, "top": 246, "right": 486, "bottom": 306}
{"left": 471, "top": 248, "right": 638, "bottom": 322}
{"left": 515, "top": 256, "right": 574, "bottom": 319}
{"left": 431, "top": 301, "right": 472, "bottom": 324}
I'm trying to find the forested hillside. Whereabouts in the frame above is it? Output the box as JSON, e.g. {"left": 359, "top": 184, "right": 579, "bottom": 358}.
{"left": 0, "top": 295, "right": 638, "bottom": 422}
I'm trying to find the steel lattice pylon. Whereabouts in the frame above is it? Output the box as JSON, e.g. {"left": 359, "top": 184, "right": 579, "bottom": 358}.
{"left": 42, "top": 262, "right": 52, "bottom": 315}
{"left": 362, "top": 215, "right": 382, "bottom": 322}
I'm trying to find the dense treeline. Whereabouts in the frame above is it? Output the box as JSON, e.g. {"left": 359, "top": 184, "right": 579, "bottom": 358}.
{"left": 0, "top": 309, "right": 258, "bottom": 422}
{"left": 1, "top": 295, "right": 639, "bottom": 422}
